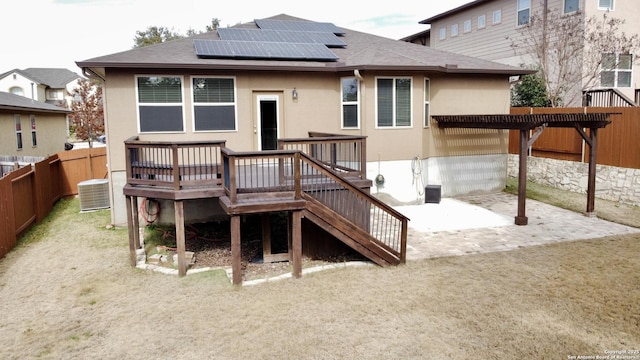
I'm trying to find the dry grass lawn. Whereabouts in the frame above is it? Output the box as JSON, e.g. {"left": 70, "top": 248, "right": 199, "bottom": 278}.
{"left": 0, "top": 183, "right": 638, "bottom": 359}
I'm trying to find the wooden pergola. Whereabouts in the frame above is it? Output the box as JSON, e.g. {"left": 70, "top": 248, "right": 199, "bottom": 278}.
{"left": 433, "top": 113, "right": 613, "bottom": 225}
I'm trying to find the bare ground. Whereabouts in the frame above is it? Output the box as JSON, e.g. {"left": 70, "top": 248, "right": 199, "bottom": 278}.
{"left": 0, "top": 182, "right": 638, "bottom": 359}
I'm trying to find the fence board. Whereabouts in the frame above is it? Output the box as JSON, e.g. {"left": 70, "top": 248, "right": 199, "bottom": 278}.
{"left": 57, "top": 147, "right": 107, "bottom": 196}
{"left": 0, "top": 173, "right": 16, "bottom": 259}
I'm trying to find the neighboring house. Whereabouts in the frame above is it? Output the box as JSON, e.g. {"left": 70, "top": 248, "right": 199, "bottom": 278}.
{"left": 0, "top": 91, "right": 71, "bottom": 158}
{"left": 0, "top": 68, "right": 82, "bottom": 107}
{"left": 403, "top": 0, "right": 640, "bottom": 106}
{"left": 76, "top": 14, "right": 530, "bottom": 227}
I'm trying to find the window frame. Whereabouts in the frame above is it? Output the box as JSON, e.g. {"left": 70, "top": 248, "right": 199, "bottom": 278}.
{"left": 30, "top": 115, "right": 37, "bottom": 147}
{"left": 451, "top": 23, "right": 459, "bottom": 37}
{"left": 191, "top": 76, "right": 238, "bottom": 132}
{"left": 517, "top": 0, "right": 531, "bottom": 26}
{"left": 463, "top": 19, "right": 472, "bottom": 33}
{"left": 563, "top": 0, "right": 580, "bottom": 13}
{"left": 424, "top": 78, "right": 431, "bottom": 128}
{"left": 598, "top": 0, "right": 614, "bottom": 11}
{"left": 135, "top": 75, "right": 186, "bottom": 134}
{"left": 600, "top": 53, "right": 633, "bottom": 88}
{"left": 493, "top": 9, "right": 502, "bottom": 24}
{"left": 375, "top": 76, "right": 413, "bottom": 129}
{"left": 439, "top": 27, "right": 446, "bottom": 40}
{"left": 15, "top": 114, "right": 23, "bottom": 150}
{"left": 341, "top": 77, "right": 360, "bottom": 129}
{"left": 478, "top": 15, "right": 487, "bottom": 29}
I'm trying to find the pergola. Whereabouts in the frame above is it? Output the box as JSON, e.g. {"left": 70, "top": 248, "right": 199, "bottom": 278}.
{"left": 433, "top": 113, "right": 613, "bottom": 225}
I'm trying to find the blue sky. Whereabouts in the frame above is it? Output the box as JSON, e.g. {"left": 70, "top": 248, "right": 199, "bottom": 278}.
{"left": 1, "top": 0, "right": 469, "bottom": 74}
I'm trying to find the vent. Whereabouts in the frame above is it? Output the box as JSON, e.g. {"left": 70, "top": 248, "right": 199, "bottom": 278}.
{"left": 78, "top": 179, "right": 110, "bottom": 211}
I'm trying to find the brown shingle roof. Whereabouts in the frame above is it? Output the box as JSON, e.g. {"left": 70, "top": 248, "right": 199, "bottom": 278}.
{"left": 77, "top": 14, "right": 531, "bottom": 77}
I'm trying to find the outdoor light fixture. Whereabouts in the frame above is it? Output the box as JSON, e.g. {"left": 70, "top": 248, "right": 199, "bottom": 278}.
{"left": 292, "top": 88, "right": 298, "bottom": 99}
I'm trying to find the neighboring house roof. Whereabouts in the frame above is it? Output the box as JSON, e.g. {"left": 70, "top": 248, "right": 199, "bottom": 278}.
{"left": 77, "top": 14, "right": 531, "bottom": 77}
{"left": 0, "top": 91, "right": 72, "bottom": 113}
{"left": 0, "top": 68, "right": 81, "bottom": 88}
{"left": 400, "top": 29, "right": 430, "bottom": 43}
{"left": 419, "top": 0, "right": 492, "bottom": 24}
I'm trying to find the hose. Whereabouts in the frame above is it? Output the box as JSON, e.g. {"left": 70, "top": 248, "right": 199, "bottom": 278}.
{"left": 140, "top": 198, "right": 160, "bottom": 224}
{"left": 411, "top": 156, "right": 425, "bottom": 197}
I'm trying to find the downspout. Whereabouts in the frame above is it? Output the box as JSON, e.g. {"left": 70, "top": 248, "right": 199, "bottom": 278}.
{"left": 354, "top": 69, "right": 365, "bottom": 136}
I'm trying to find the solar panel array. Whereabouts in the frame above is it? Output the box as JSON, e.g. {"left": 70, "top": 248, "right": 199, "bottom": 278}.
{"left": 217, "top": 28, "right": 346, "bottom": 47}
{"left": 194, "top": 18, "right": 345, "bottom": 61}
{"left": 194, "top": 39, "right": 339, "bottom": 61}
{"left": 254, "top": 19, "right": 345, "bottom": 35}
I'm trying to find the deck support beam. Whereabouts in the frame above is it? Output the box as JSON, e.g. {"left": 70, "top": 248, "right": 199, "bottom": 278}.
{"left": 291, "top": 210, "right": 302, "bottom": 278}
{"left": 125, "top": 195, "right": 138, "bottom": 266}
{"left": 175, "top": 200, "right": 186, "bottom": 276}
{"left": 231, "top": 215, "right": 242, "bottom": 285}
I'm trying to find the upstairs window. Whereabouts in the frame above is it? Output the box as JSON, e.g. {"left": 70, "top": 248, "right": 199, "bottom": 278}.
{"left": 10, "top": 86, "right": 24, "bottom": 96}
{"left": 424, "top": 79, "right": 431, "bottom": 128}
{"left": 15, "top": 115, "right": 22, "bottom": 150}
{"left": 439, "top": 28, "right": 446, "bottom": 40}
{"left": 451, "top": 23, "right": 459, "bottom": 37}
{"left": 601, "top": 53, "right": 632, "bottom": 87}
{"left": 341, "top": 77, "right": 359, "bottom": 129}
{"left": 493, "top": 9, "right": 502, "bottom": 24}
{"left": 463, "top": 20, "right": 472, "bottom": 33}
{"left": 376, "top": 77, "right": 412, "bottom": 128}
{"left": 517, "top": 0, "right": 531, "bottom": 26}
{"left": 598, "top": 0, "right": 614, "bottom": 11}
{"left": 31, "top": 115, "right": 37, "bottom": 147}
{"left": 136, "top": 76, "right": 184, "bottom": 133}
{"left": 478, "top": 15, "right": 486, "bottom": 29}
{"left": 564, "top": 0, "right": 579, "bottom": 13}
{"left": 192, "top": 77, "right": 237, "bottom": 131}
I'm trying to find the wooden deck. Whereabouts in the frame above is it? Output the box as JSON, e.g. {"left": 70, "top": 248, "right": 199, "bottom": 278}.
{"left": 123, "top": 134, "right": 407, "bottom": 285}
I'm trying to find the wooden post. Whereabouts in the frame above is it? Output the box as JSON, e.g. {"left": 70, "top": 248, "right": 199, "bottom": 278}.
{"left": 586, "top": 128, "right": 598, "bottom": 216}
{"left": 231, "top": 215, "right": 242, "bottom": 285}
{"left": 132, "top": 196, "right": 140, "bottom": 250}
{"left": 175, "top": 200, "right": 186, "bottom": 276}
{"left": 125, "top": 195, "right": 137, "bottom": 266}
{"left": 291, "top": 210, "right": 302, "bottom": 278}
{"left": 515, "top": 129, "right": 529, "bottom": 225}
{"left": 261, "top": 213, "right": 272, "bottom": 262}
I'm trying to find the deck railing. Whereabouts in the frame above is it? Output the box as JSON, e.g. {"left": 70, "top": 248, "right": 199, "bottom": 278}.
{"left": 278, "top": 133, "right": 367, "bottom": 179}
{"left": 221, "top": 147, "right": 407, "bottom": 262}
{"left": 124, "top": 136, "right": 226, "bottom": 191}
{"left": 583, "top": 88, "right": 637, "bottom": 107}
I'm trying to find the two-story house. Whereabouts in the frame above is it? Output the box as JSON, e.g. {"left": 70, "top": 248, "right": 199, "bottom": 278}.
{"left": 403, "top": 0, "right": 640, "bottom": 107}
{"left": 0, "top": 68, "right": 82, "bottom": 107}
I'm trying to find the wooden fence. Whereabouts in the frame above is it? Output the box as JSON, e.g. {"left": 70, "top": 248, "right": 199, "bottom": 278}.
{"left": 0, "top": 147, "right": 107, "bottom": 259}
{"left": 509, "top": 107, "right": 640, "bottom": 169}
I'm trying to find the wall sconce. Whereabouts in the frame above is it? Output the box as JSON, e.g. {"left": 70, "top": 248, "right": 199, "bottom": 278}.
{"left": 292, "top": 88, "right": 298, "bottom": 100}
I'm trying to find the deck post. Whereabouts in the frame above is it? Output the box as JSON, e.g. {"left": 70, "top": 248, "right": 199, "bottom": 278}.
{"left": 132, "top": 196, "right": 140, "bottom": 250}
{"left": 586, "top": 128, "right": 598, "bottom": 216}
{"left": 126, "top": 195, "right": 137, "bottom": 266}
{"left": 261, "top": 213, "right": 272, "bottom": 261}
{"left": 231, "top": 215, "right": 242, "bottom": 285}
{"left": 515, "top": 128, "right": 529, "bottom": 225}
{"left": 175, "top": 200, "right": 187, "bottom": 276}
{"left": 292, "top": 210, "right": 302, "bottom": 278}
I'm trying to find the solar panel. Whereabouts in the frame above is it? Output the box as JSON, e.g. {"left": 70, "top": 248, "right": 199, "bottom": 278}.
{"left": 255, "top": 19, "right": 345, "bottom": 36}
{"left": 194, "top": 39, "right": 339, "bottom": 61}
{"left": 217, "top": 28, "right": 346, "bottom": 47}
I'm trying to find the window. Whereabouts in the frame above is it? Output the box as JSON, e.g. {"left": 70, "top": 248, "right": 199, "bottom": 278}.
{"left": 376, "top": 77, "right": 412, "bottom": 128}
{"left": 451, "top": 23, "right": 459, "bottom": 37}
{"left": 31, "top": 115, "right": 37, "bottom": 147}
{"left": 517, "top": 0, "right": 530, "bottom": 26}
{"left": 341, "top": 77, "right": 359, "bottom": 128}
{"left": 424, "top": 79, "right": 431, "bottom": 128}
{"left": 439, "top": 28, "right": 446, "bottom": 40}
{"left": 598, "top": 0, "right": 614, "bottom": 10}
{"left": 601, "top": 53, "right": 632, "bottom": 87}
{"left": 564, "top": 0, "right": 579, "bottom": 13}
{"left": 15, "top": 115, "right": 22, "bottom": 150}
{"left": 493, "top": 9, "right": 502, "bottom": 24}
{"left": 478, "top": 15, "right": 486, "bottom": 29}
{"left": 10, "top": 87, "right": 23, "bottom": 96}
{"left": 192, "top": 77, "right": 236, "bottom": 131}
{"left": 136, "top": 76, "right": 184, "bottom": 132}
{"left": 463, "top": 20, "right": 472, "bottom": 33}
{"left": 47, "top": 89, "right": 61, "bottom": 100}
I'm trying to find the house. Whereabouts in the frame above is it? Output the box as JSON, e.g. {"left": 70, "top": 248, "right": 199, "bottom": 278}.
{"left": 76, "top": 14, "right": 531, "bottom": 282}
{"left": 0, "top": 91, "right": 71, "bottom": 159}
{"left": 0, "top": 68, "right": 82, "bottom": 107}
{"left": 404, "top": 0, "right": 640, "bottom": 107}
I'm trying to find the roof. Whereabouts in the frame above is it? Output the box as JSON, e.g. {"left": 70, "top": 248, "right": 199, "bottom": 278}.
{"left": 0, "top": 91, "right": 72, "bottom": 113}
{"left": 0, "top": 68, "right": 82, "bottom": 88}
{"left": 433, "top": 113, "right": 613, "bottom": 130}
{"left": 420, "top": 0, "right": 492, "bottom": 24}
{"left": 77, "top": 14, "right": 531, "bottom": 77}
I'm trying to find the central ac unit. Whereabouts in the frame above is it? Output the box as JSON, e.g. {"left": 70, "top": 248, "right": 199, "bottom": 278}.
{"left": 78, "top": 179, "right": 110, "bottom": 211}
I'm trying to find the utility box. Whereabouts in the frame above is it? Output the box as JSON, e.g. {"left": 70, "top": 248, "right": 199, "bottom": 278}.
{"left": 425, "top": 185, "right": 441, "bottom": 204}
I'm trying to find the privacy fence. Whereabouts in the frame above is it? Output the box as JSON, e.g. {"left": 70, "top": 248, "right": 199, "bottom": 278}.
{"left": 0, "top": 147, "right": 107, "bottom": 259}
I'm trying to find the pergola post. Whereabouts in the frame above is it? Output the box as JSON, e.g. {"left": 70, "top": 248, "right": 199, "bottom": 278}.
{"left": 515, "top": 129, "right": 529, "bottom": 225}
{"left": 586, "top": 128, "right": 598, "bottom": 216}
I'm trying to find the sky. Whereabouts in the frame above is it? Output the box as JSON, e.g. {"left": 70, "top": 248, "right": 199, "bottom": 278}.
{"left": 0, "top": 0, "right": 470, "bottom": 75}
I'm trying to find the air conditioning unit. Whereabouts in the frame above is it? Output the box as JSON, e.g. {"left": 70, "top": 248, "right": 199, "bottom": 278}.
{"left": 78, "top": 179, "right": 110, "bottom": 211}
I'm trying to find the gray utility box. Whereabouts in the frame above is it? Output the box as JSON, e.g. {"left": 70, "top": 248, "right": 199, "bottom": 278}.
{"left": 425, "top": 185, "right": 441, "bottom": 204}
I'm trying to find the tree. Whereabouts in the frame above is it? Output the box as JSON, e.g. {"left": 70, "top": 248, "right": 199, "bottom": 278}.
{"left": 509, "top": 10, "right": 640, "bottom": 107}
{"left": 511, "top": 72, "right": 554, "bottom": 107}
{"left": 68, "top": 78, "right": 104, "bottom": 148}
{"left": 134, "top": 18, "right": 221, "bottom": 47}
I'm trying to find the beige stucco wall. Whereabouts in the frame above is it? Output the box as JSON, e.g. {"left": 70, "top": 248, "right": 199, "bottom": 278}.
{"left": 0, "top": 111, "right": 68, "bottom": 157}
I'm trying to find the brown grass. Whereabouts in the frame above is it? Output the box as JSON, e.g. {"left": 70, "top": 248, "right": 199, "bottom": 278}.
{"left": 0, "top": 184, "right": 638, "bottom": 359}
